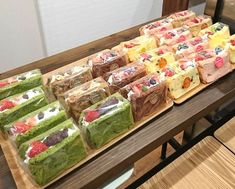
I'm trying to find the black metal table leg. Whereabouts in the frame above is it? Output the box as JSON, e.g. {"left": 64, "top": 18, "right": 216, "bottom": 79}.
{"left": 160, "top": 142, "right": 167, "bottom": 160}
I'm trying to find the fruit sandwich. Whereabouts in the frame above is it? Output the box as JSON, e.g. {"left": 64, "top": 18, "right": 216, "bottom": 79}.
{"left": 87, "top": 49, "right": 127, "bottom": 78}
{"left": 228, "top": 34, "right": 235, "bottom": 63}
{"left": 199, "top": 22, "right": 230, "bottom": 48}
{"left": 4, "top": 101, "right": 67, "bottom": 147}
{"left": 18, "top": 119, "right": 87, "bottom": 186}
{"left": 188, "top": 48, "right": 232, "bottom": 83}
{"left": 173, "top": 36, "right": 209, "bottom": 59}
{"left": 119, "top": 73, "right": 168, "bottom": 121}
{"left": 79, "top": 93, "right": 134, "bottom": 148}
{"left": 104, "top": 62, "right": 147, "bottom": 93}
{"left": 60, "top": 77, "right": 110, "bottom": 122}
{"left": 46, "top": 65, "right": 93, "bottom": 98}
{"left": 168, "top": 10, "right": 196, "bottom": 28}
{"left": 0, "top": 69, "right": 42, "bottom": 100}
{"left": 0, "top": 86, "right": 48, "bottom": 130}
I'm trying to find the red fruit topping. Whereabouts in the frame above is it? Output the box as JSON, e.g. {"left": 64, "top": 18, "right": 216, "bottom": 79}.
{"left": 180, "top": 63, "right": 188, "bottom": 70}
{"left": 182, "top": 77, "right": 191, "bottom": 89}
{"left": 85, "top": 110, "right": 100, "bottom": 122}
{"left": 164, "top": 32, "right": 173, "bottom": 39}
{"left": 124, "top": 43, "right": 138, "bottom": 49}
{"left": 157, "top": 49, "right": 164, "bottom": 55}
{"left": 25, "top": 117, "right": 37, "bottom": 126}
{"left": 195, "top": 54, "right": 204, "bottom": 61}
{"left": 136, "top": 83, "right": 143, "bottom": 89}
{"left": 141, "top": 53, "right": 151, "bottom": 61}
{"left": 163, "top": 68, "right": 174, "bottom": 77}
{"left": 206, "top": 31, "right": 214, "bottom": 36}
{"left": 192, "top": 18, "right": 199, "bottom": 23}
{"left": 0, "top": 81, "right": 9, "bottom": 88}
{"left": 196, "top": 45, "right": 204, "bottom": 52}
{"left": 230, "top": 40, "right": 235, "bottom": 46}
{"left": 13, "top": 122, "right": 33, "bottom": 134}
{"left": 0, "top": 99, "right": 15, "bottom": 111}
{"left": 7, "top": 77, "right": 17, "bottom": 84}
{"left": 214, "top": 57, "right": 224, "bottom": 68}
{"left": 132, "top": 85, "right": 141, "bottom": 96}
{"left": 160, "top": 27, "right": 167, "bottom": 32}
{"left": 28, "top": 141, "right": 48, "bottom": 158}
{"left": 177, "top": 35, "right": 186, "bottom": 43}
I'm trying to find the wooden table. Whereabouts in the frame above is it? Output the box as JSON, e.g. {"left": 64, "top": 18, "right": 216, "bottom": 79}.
{"left": 1, "top": 17, "right": 235, "bottom": 189}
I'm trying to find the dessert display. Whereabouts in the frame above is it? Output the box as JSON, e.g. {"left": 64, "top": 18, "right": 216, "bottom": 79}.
{"left": 112, "top": 35, "right": 157, "bottom": 62}
{"left": 184, "top": 15, "right": 212, "bottom": 37}
{"left": 104, "top": 62, "right": 147, "bottom": 93}
{"left": 87, "top": 49, "right": 127, "bottom": 78}
{"left": 199, "top": 22, "right": 230, "bottom": 48}
{"left": 228, "top": 35, "right": 235, "bottom": 63}
{"left": 79, "top": 93, "right": 134, "bottom": 148}
{"left": 139, "top": 18, "right": 173, "bottom": 36}
{"left": 0, "top": 69, "right": 42, "bottom": 100}
{"left": 60, "top": 77, "right": 111, "bottom": 122}
{"left": 188, "top": 48, "right": 232, "bottom": 83}
{"left": 0, "top": 87, "right": 48, "bottom": 130}
{"left": 4, "top": 101, "right": 67, "bottom": 147}
{"left": 137, "top": 47, "right": 175, "bottom": 73}
{"left": 46, "top": 65, "right": 93, "bottom": 98}
{"left": 161, "top": 59, "right": 200, "bottom": 99}
{"left": 155, "top": 26, "right": 192, "bottom": 46}
{"left": 168, "top": 10, "right": 196, "bottom": 28}
{"left": 119, "top": 73, "right": 168, "bottom": 121}
{"left": 173, "top": 36, "right": 209, "bottom": 59}
{"left": 18, "top": 119, "right": 87, "bottom": 185}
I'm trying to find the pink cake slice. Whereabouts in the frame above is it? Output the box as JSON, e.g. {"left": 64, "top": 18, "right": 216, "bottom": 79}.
{"left": 168, "top": 10, "right": 196, "bottom": 28}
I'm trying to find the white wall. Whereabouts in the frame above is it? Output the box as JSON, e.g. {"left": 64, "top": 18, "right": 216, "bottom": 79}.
{"left": 0, "top": 0, "right": 45, "bottom": 73}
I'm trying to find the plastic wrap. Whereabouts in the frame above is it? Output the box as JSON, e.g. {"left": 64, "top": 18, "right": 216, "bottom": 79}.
{"left": 18, "top": 118, "right": 87, "bottom": 186}
{"left": 228, "top": 34, "right": 235, "bottom": 63}
{"left": 184, "top": 15, "right": 212, "bottom": 37}
{"left": 0, "top": 69, "right": 42, "bottom": 100}
{"left": 199, "top": 22, "right": 230, "bottom": 48}
{"left": 46, "top": 65, "right": 93, "bottom": 98}
{"left": 4, "top": 101, "right": 67, "bottom": 147}
{"left": 0, "top": 86, "right": 48, "bottom": 131}
{"left": 168, "top": 10, "right": 196, "bottom": 28}
{"left": 188, "top": 48, "right": 232, "bottom": 83}
{"left": 155, "top": 26, "right": 192, "bottom": 47}
{"left": 112, "top": 35, "right": 157, "bottom": 62}
{"left": 173, "top": 36, "right": 209, "bottom": 60}
{"left": 60, "top": 77, "right": 110, "bottom": 122}
{"left": 79, "top": 93, "right": 134, "bottom": 148}
{"left": 160, "top": 59, "right": 200, "bottom": 99}
{"left": 119, "top": 73, "right": 167, "bottom": 121}
{"left": 87, "top": 49, "right": 127, "bottom": 78}
{"left": 139, "top": 18, "right": 173, "bottom": 36}
{"left": 104, "top": 62, "right": 147, "bottom": 93}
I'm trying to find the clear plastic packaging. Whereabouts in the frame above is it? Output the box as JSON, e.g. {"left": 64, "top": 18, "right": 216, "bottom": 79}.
{"left": 228, "top": 34, "right": 235, "bottom": 63}
{"left": 0, "top": 69, "right": 42, "bottom": 100}
{"left": 46, "top": 65, "right": 93, "bottom": 98}
{"left": 119, "top": 73, "right": 168, "bottom": 121}
{"left": 0, "top": 86, "right": 48, "bottom": 131}
{"left": 60, "top": 77, "right": 111, "bottom": 122}
{"left": 168, "top": 10, "right": 196, "bottom": 28}
{"left": 4, "top": 101, "right": 67, "bottom": 147}
{"left": 188, "top": 48, "right": 232, "bottom": 83}
{"left": 79, "top": 93, "right": 134, "bottom": 148}
{"left": 18, "top": 118, "right": 87, "bottom": 186}
{"left": 87, "top": 49, "right": 127, "bottom": 78}
{"left": 103, "top": 62, "right": 147, "bottom": 93}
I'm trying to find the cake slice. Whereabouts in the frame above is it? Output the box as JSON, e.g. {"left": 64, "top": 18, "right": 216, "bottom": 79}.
{"left": 60, "top": 77, "right": 110, "bottom": 122}
{"left": 0, "top": 86, "right": 48, "bottom": 130}
{"left": 119, "top": 73, "right": 167, "bottom": 121}
{"left": 228, "top": 35, "right": 235, "bottom": 63}
{"left": 173, "top": 36, "right": 209, "bottom": 59}
{"left": 112, "top": 35, "right": 157, "bottom": 62}
{"left": 4, "top": 101, "right": 67, "bottom": 147}
{"left": 104, "top": 62, "right": 147, "bottom": 93}
{"left": 87, "top": 49, "right": 127, "bottom": 78}
{"left": 168, "top": 10, "right": 196, "bottom": 28}
{"left": 79, "top": 93, "right": 134, "bottom": 148}
{"left": 0, "top": 69, "right": 42, "bottom": 100}
{"left": 199, "top": 22, "right": 230, "bottom": 48}
{"left": 188, "top": 48, "right": 232, "bottom": 83}
{"left": 18, "top": 119, "right": 87, "bottom": 185}
{"left": 184, "top": 15, "right": 212, "bottom": 37}
{"left": 46, "top": 65, "right": 93, "bottom": 98}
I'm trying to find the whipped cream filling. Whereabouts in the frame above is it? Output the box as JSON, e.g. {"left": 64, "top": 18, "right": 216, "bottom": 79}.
{"left": 13, "top": 89, "right": 42, "bottom": 105}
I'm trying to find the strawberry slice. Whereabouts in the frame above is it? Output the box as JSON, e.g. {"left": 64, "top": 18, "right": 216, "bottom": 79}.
{"left": 0, "top": 99, "right": 15, "bottom": 111}
{"left": 157, "top": 49, "right": 164, "bottom": 55}
{"left": 13, "top": 122, "right": 33, "bottom": 134}
{"left": 196, "top": 45, "right": 204, "bottom": 52}
{"left": 195, "top": 54, "right": 204, "bottom": 61}
{"left": 215, "top": 57, "right": 224, "bottom": 68}
{"left": 132, "top": 85, "right": 141, "bottom": 96}
{"left": 0, "top": 81, "right": 9, "bottom": 88}
{"left": 164, "top": 32, "right": 173, "bottom": 39}
{"left": 177, "top": 35, "right": 186, "bottom": 43}
{"left": 85, "top": 110, "right": 100, "bottom": 122}
{"left": 160, "top": 27, "right": 167, "bottom": 32}
{"left": 192, "top": 18, "right": 199, "bottom": 23}
{"left": 7, "top": 77, "right": 18, "bottom": 84}
{"left": 230, "top": 40, "right": 235, "bottom": 46}
{"left": 141, "top": 53, "right": 151, "bottom": 61}
{"left": 25, "top": 117, "right": 37, "bottom": 126}
{"left": 124, "top": 43, "right": 138, "bottom": 49}
{"left": 28, "top": 141, "right": 48, "bottom": 158}
{"left": 162, "top": 68, "right": 174, "bottom": 77}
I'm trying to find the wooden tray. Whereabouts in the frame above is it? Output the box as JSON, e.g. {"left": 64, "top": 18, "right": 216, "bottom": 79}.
{"left": 0, "top": 98, "right": 173, "bottom": 189}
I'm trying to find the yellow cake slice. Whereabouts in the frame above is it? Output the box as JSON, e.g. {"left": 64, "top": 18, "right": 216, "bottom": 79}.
{"left": 228, "top": 34, "right": 235, "bottom": 63}
{"left": 168, "top": 10, "right": 196, "bottom": 28}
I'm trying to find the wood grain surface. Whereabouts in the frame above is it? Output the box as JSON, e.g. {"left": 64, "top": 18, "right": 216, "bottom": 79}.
{"left": 139, "top": 136, "right": 235, "bottom": 189}
{"left": 215, "top": 117, "right": 235, "bottom": 153}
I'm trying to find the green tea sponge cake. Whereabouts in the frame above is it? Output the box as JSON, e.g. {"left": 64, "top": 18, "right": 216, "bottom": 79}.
{"left": 18, "top": 119, "right": 87, "bottom": 186}
{"left": 0, "top": 86, "right": 48, "bottom": 130}
{"left": 80, "top": 93, "right": 134, "bottom": 148}
{"left": 0, "top": 69, "right": 42, "bottom": 100}
{"left": 4, "top": 101, "right": 67, "bottom": 147}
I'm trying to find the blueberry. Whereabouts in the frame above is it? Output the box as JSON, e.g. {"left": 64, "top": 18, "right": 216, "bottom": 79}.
{"left": 18, "top": 76, "right": 26, "bottom": 80}
{"left": 49, "top": 107, "right": 56, "bottom": 112}
{"left": 38, "top": 112, "right": 44, "bottom": 120}
{"left": 150, "top": 79, "right": 156, "bottom": 85}
{"left": 22, "top": 94, "right": 29, "bottom": 99}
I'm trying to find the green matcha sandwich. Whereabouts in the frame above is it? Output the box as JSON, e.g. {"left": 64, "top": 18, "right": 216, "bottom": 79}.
{"left": 0, "top": 69, "right": 42, "bottom": 100}
{"left": 18, "top": 119, "right": 87, "bottom": 186}
{"left": 79, "top": 92, "right": 134, "bottom": 148}
{"left": 4, "top": 101, "right": 67, "bottom": 147}
{"left": 0, "top": 86, "right": 48, "bottom": 130}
